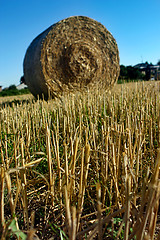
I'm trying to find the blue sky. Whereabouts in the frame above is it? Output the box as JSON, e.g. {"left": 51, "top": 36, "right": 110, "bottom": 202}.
{"left": 0, "top": 0, "right": 160, "bottom": 88}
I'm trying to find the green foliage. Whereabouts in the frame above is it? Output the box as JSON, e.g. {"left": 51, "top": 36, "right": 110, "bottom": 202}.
{"left": 106, "top": 217, "right": 124, "bottom": 239}
{"left": 35, "top": 158, "right": 48, "bottom": 174}
{"left": 8, "top": 85, "right": 17, "bottom": 90}
{"left": 8, "top": 219, "right": 27, "bottom": 239}
{"left": 0, "top": 85, "right": 30, "bottom": 97}
{"left": 118, "top": 65, "right": 145, "bottom": 82}
{"left": 49, "top": 221, "right": 69, "bottom": 239}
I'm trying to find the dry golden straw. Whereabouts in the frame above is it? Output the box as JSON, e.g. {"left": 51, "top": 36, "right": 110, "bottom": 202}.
{"left": 23, "top": 16, "right": 120, "bottom": 98}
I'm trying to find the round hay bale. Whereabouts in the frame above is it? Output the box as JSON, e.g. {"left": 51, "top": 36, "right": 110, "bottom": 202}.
{"left": 23, "top": 16, "right": 120, "bottom": 99}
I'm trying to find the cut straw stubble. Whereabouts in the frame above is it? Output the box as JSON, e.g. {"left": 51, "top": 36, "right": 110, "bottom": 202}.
{"left": 46, "top": 124, "right": 54, "bottom": 206}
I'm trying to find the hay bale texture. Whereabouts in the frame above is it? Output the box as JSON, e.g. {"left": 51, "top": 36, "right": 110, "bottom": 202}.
{"left": 23, "top": 16, "right": 120, "bottom": 98}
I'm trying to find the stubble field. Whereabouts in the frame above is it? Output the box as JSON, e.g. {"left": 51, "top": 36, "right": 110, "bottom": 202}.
{"left": 0, "top": 81, "right": 160, "bottom": 239}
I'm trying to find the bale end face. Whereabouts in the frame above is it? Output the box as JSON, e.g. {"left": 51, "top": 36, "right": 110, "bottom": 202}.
{"left": 23, "top": 16, "right": 120, "bottom": 99}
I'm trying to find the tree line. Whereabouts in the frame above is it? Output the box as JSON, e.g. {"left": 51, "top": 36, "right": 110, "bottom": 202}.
{"left": 118, "top": 65, "right": 144, "bottom": 82}
{"left": 118, "top": 60, "right": 160, "bottom": 83}
{"left": 0, "top": 85, "right": 30, "bottom": 97}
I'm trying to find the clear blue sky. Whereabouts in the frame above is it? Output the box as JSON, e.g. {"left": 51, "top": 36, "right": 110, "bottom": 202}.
{"left": 0, "top": 0, "right": 160, "bottom": 88}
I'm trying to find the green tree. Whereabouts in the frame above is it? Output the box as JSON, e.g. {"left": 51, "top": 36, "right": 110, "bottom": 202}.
{"left": 8, "top": 85, "right": 17, "bottom": 90}
{"left": 119, "top": 65, "right": 128, "bottom": 79}
{"left": 119, "top": 65, "right": 144, "bottom": 82}
{"left": 0, "top": 84, "right": 30, "bottom": 97}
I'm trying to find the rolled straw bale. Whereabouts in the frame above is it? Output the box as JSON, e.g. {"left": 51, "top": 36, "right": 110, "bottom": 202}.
{"left": 23, "top": 16, "right": 120, "bottom": 98}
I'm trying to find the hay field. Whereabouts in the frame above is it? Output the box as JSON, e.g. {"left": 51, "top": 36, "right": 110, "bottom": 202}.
{"left": 1, "top": 81, "right": 160, "bottom": 239}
